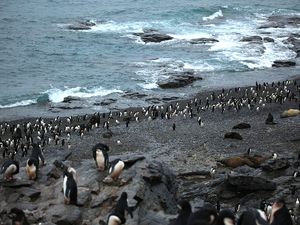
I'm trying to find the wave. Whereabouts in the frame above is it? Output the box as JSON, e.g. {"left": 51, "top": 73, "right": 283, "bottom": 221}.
{"left": 44, "top": 86, "right": 123, "bottom": 103}
{"left": 0, "top": 99, "right": 37, "bottom": 109}
{"left": 202, "top": 10, "right": 223, "bottom": 21}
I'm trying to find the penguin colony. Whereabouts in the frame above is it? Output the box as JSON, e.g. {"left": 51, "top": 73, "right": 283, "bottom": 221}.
{"left": 0, "top": 79, "right": 300, "bottom": 224}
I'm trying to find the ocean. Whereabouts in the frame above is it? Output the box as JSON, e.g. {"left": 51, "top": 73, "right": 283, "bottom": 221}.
{"left": 0, "top": 0, "right": 299, "bottom": 120}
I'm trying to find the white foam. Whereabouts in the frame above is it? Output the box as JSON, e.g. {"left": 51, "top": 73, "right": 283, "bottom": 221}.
{"left": 183, "top": 62, "right": 217, "bottom": 72}
{"left": 0, "top": 99, "right": 37, "bottom": 109}
{"left": 138, "top": 82, "right": 159, "bottom": 90}
{"left": 44, "top": 86, "right": 123, "bottom": 103}
{"left": 202, "top": 10, "right": 223, "bottom": 21}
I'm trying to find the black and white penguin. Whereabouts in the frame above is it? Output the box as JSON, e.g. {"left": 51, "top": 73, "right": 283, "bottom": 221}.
{"left": 171, "top": 200, "right": 192, "bottom": 225}
{"left": 0, "top": 159, "right": 19, "bottom": 181}
{"left": 107, "top": 192, "right": 133, "bottom": 225}
{"left": 63, "top": 168, "right": 77, "bottom": 205}
{"left": 216, "top": 209, "right": 235, "bottom": 225}
{"left": 237, "top": 208, "right": 268, "bottom": 225}
{"left": 187, "top": 205, "right": 218, "bottom": 225}
{"left": 270, "top": 199, "right": 293, "bottom": 225}
{"left": 8, "top": 208, "right": 29, "bottom": 225}
{"left": 26, "top": 143, "right": 44, "bottom": 180}
{"left": 109, "top": 159, "right": 125, "bottom": 181}
{"left": 92, "top": 143, "right": 109, "bottom": 171}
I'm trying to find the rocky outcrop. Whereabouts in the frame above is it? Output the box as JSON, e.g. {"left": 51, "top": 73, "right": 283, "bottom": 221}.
{"left": 272, "top": 60, "right": 296, "bottom": 67}
{"left": 218, "top": 155, "right": 267, "bottom": 168}
{"left": 66, "top": 20, "right": 96, "bottom": 31}
{"left": 258, "top": 15, "right": 300, "bottom": 29}
{"left": 232, "top": 123, "right": 251, "bottom": 129}
{"left": 261, "top": 158, "right": 290, "bottom": 172}
{"left": 133, "top": 29, "right": 173, "bottom": 43}
{"left": 240, "top": 36, "right": 263, "bottom": 43}
{"left": 158, "top": 71, "right": 202, "bottom": 89}
{"left": 224, "top": 132, "right": 243, "bottom": 140}
{"left": 189, "top": 38, "right": 219, "bottom": 44}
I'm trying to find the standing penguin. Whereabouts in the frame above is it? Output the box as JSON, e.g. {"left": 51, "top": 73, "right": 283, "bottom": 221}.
{"left": 0, "top": 159, "right": 19, "bottom": 181}
{"left": 216, "top": 209, "right": 235, "bottom": 225}
{"left": 107, "top": 192, "right": 133, "bottom": 225}
{"left": 187, "top": 205, "right": 218, "bottom": 225}
{"left": 26, "top": 143, "right": 44, "bottom": 180}
{"left": 171, "top": 200, "right": 192, "bottom": 225}
{"left": 8, "top": 208, "right": 29, "bottom": 225}
{"left": 237, "top": 208, "right": 269, "bottom": 225}
{"left": 108, "top": 159, "right": 125, "bottom": 181}
{"left": 63, "top": 168, "right": 78, "bottom": 205}
{"left": 92, "top": 143, "right": 109, "bottom": 171}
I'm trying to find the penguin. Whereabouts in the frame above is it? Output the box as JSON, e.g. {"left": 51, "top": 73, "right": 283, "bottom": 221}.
{"left": 216, "top": 209, "right": 235, "bottom": 225}
{"left": 109, "top": 159, "right": 125, "bottom": 181}
{"left": 0, "top": 159, "right": 19, "bottom": 181}
{"left": 171, "top": 200, "right": 192, "bottom": 225}
{"left": 26, "top": 143, "right": 44, "bottom": 180}
{"left": 187, "top": 205, "right": 218, "bottom": 225}
{"left": 63, "top": 168, "right": 77, "bottom": 205}
{"left": 92, "top": 143, "right": 109, "bottom": 171}
{"left": 107, "top": 192, "right": 133, "bottom": 225}
{"left": 269, "top": 199, "right": 293, "bottom": 225}
{"left": 8, "top": 208, "right": 29, "bottom": 225}
{"left": 237, "top": 208, "right": 269, "bottom": 225}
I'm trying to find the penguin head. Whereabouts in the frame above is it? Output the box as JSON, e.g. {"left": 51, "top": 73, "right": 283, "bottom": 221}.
{"left": 216, "top": 209, "right": 235, "bottom": 225}
{"left": 177, "top": 200, "right": 192, "bottom": 213}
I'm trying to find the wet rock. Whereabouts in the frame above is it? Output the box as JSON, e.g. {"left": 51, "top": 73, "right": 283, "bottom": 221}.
{"left": 66, "top": 24, "right": 92, "bottom": 30}
{"left": 286, "top": 36, "right": 300, "bottom": 57}
{"left": 0, "top": 180, "right": 33, "bottom": 188}
{"left": 240, "top": 36, "right": 263, "bottom": 42}
{"left": 139, "top": 33, "right": 173, "bottom": 43}
{"left": 158, "top": 72, "right": 202, "bottom": 89}
{"left": 122, "top": 92, "right": 148, "bottom": 99}
{"left": 232, "top": 123, "right": 251, "bottom": 129}
{"left": 63, "top": 96, "right": 81, "bottom": 103}
{"left": 263, "top": 37, "right": 275, "bottom": 42}
{"left": 265, "top": 113, "right": 277, "bottom": 125}
{"left": 261, "top": 159, "right": 290, "bottom": 172}
{"left": 272, "top": 60, "right": 296, "bottom": 67}
{"left": 224, "top": 132, "right": 243, "bottom": 140}
{"left": 227, "top": 174, "right": 277, "bottom": 191}
{"left": 94, "top": 99, "right": 117, "bottom": 106}
{"left": 190, "top": 38, "right": 219, "bottom": 44}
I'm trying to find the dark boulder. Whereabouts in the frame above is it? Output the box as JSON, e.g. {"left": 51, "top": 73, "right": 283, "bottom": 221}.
{"left": 263, "top": 37, "right": 275, "bottom": 42}
{"left": 62, "top": 96, "right": 81, "bottom": 103}
{"left": 240, "top": 36, "right": 263, "bottom": 42}
{"left": 158, "top": 72, "right": 202, "bottom": 89}
{"left": 133, "top": 29, "right": 173, "bottom": 43}
{"left": 227, "top": 174, "right": 277, "bottom": 191}
{"left": 272, "top": 60, "right": 296, "bottom": 67}
{"left": 190, "top": 38, "right": 219, "bottom": 44}
{"left": 224, "top": 132, "right": 243, "bottom": 140}
{"left": 261, "top": 159, "right": 290, "bottom": 172}
{"left": 232, "top": 123, "right": 251, "bottom": 129}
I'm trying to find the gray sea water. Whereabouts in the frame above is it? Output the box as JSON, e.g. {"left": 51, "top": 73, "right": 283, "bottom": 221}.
{"left": 0, "top": 0, "right": 299, "bottom": 119}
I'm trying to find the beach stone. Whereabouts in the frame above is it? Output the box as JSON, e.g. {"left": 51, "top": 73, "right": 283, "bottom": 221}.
{"left": 263, "top": 37, "right": 275, "bottom": 42}
{"left": 265, "top": 113, "right": 277, "bottom": 125}
{"left": 232, "top": 122, "right": 251, "bottom": 129}
{"left": 240, "top": 36, "right": 263, "bottom": 42}
{"left": 227, "top": 174, "right": 277, "bottom": 191}
{"left": 97, "top": 99, "right": 117, "bottom": 106}
{"left": 102, "top": 130, "right": 113, "bottom": 138}
{"left": 261, "top": 159, "right": 290, "bottom": 172}
{"left": 272, "top": 60, "right": 296, "bottom": 67}
{"left": 224, "top": 132, "right": 243, "bottom": 140}
{"left": 19, "top": 187, "right": 41, "bottom": 199}
{"left": 190, "top": 38, "right": 219, "bottom": 44}
{"left": 63, "top": 96, "right": 81, "bottom": 103}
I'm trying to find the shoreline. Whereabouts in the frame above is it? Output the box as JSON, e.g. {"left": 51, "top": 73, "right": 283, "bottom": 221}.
{"left": 0, "top": 75, "right": 300, "bottom": 224}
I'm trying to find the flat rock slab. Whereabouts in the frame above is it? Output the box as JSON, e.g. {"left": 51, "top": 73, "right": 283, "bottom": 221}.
{"left": 0, "top": 180, "right": 33, "bottom": 188}
{"left": 19, "top": 187, "right": 41, "bottom": 199}
{"left": 228, "top": 174, "right": 277, "bottom": 191}
{"left": 261, "top": 159, "right": 290, "bottom": 172}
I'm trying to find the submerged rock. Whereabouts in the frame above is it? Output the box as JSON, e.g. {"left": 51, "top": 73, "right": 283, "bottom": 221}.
{"left": 189, "top": 38, "right": 219, "bottom": 44}
{"left": 133, "top": 29, "right": 173, "bottom": 43}
{"left": 240, "top": 36, "right": 263, "bottom": 42}
{"left": 272, "top": 60, "right": 296, "bottom": 67}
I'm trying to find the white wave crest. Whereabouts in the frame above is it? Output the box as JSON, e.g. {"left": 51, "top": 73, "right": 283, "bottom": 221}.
{"left": 202, "top": 10, "right": 223, "bottom": 21}
{"left": 0, "top": 99, "right": 37, "bottom": 109}
{"left": 44, "top": 86, "right": 123, "bottom": 103}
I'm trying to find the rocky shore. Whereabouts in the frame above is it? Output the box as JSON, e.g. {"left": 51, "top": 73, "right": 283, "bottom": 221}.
{"left": 0, "top": 76, "right": 300, "bottom": 224}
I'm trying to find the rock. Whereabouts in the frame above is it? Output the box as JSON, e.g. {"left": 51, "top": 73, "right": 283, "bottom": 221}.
{"left": 91, "top": 194, "right": 118, "bottom": 208}
{"left": 102, "top": 130, "right": 113, "bottom": 138}
{"left": 263, "top": 37, "right": 275, "bottom": 42}
{"left": 62, "top": 96, "right": 81, "bottom": 103}
{"left": 158, "top": 73, "right": 202, "bottom": 89}
{"left": 227, "top": 174, "right": 277, "bottom": 191}
{"left": 139, "top": 33, "right": 173, "bottom": 43}
{"left": 265, "top": 113, "right": 277, "bottom": 125}
{"left": 77, "top": 187, "right": 91, "bottom": 207}
{"left": 280, "top": 109, "right": 300, "bottom": 118}
{"left": 95, "top": 99, "right": 117, "bottom": 106}
{"left": 272, "top": 60, "right": 296, "bottom": 67}
{"left": 0, "top": 180, "right": 33, "bottom": 188}
{"left": 52, "top": 206, "right": 83, "bottom": 225}
{"left": 258, "top": 15, "right": 300, "bottom": 29}
{"left": 122, "top": 92, "right": 148, "bottom": 99}
{"left": 66, "top": 24, "right": 92, "bottom": 30}
{"left": 189, "top": 38, "right": 219, "bottom": 44}
{"left": 224, "top": 132, "right": 243, "bottom": 140}
{"left": 261, "top": 159, "right": 290, "bottom": 172}
{"left": 19, "top": 187, "right": 41, "bottom": 199}
{"left": 232, "top": 123, "right": 251, "bottom": 129}
{"left": 240, "top": 36, "right": 263, "bottom": 42}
